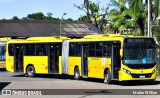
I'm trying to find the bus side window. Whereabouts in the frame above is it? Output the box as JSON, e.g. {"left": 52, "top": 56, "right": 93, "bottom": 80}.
{"left": 89, "top": 43, "right": 95, "bottom": 56}
{"left": 69, "top": 43, "right": 75, "bottom": 56}
{"left": 74, "top": 43, "right": 81, "bottom": 56}
{"left": 103, "top": 50, "right": 107, "bottom": 56}
{"left": 36, "top": 44, "right": 46, "bottom": 56}
{"left": 103, "top": 43, "right": 111, "bottom": 57}
{"left": 25, "top": 44, "right": 35, "bottom": 56}
{"left": 8, "top": 45, "right": 14, "bottom": 56}
{"left": 96, "top": 43, "right": 103, "bottom": 57}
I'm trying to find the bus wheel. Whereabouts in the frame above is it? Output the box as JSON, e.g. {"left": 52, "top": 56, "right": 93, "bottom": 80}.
{"left": 74, "top": 67, "right": 80, "bottom": 80}
{"left": 104, "top": 70, "right": 112, "bottom": 84}
{"left": 26, "top": 66, "right": 35, "bottom": 77}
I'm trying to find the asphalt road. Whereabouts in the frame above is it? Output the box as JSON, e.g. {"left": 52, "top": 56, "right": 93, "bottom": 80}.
{"left": 0, "top": 69, "right": 67, "bottom": 82}
{"left": 0, "top": 69, "right": 160, "bottom": 98}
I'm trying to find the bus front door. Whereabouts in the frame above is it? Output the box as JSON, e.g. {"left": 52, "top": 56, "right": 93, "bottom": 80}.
{"left": 48, "top": 44, "right": 60, "bottom": 73}
{"left": 14, "top": 45, "right": 24, "bottom": 72}
{"left": 111, "top": 43, "right": 120, "bottom": 79}
{"left": 81, "top": 44, "right": 88, "bottom": 77}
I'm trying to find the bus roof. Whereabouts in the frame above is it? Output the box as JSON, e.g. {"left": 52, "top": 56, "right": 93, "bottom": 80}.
{"left": 69, "top": 34, "right": 152, "bottom": 42}
{"left": 7, "top": 36, "right": 70, "bottom": 43}
{"left": 26, "top": 36, "right": 69, "bottom": 41}
{"left": 0, "top": 37, "right": 11, "bottom": 41}
{"left": 83, "top": 34, "right": 150, "bottom": 39}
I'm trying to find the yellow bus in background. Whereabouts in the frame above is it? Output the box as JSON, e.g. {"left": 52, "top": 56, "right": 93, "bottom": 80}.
{"left": 0, "top": 37, "right": 11, "bottom": 68}
{"left": 62, "top": 34, "right": 156, "bottom": 84}
{"left": 6, "top": 36, "right": 69, "bottom": 77}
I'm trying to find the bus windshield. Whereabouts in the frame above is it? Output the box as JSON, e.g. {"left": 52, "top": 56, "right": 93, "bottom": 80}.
{"left": 0, "top": 45, "right": 6, "bottom": 61}
{"left": 123, "top": 38, "right": 155, "bottom": 65}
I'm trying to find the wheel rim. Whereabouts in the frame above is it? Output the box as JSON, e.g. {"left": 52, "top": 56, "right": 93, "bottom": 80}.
{"left": 106, "top": 74, "right": 109, "bottom": 82}
{"left": 75, "top": 70, "right": 79, "bottom": 78}
{"left": 28, "top": 67, "right": 33, "bottom": 76}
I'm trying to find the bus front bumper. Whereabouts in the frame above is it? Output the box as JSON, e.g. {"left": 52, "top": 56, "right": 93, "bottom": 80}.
{"left": 119, "top": 68, "right": 156, "bottom": 81}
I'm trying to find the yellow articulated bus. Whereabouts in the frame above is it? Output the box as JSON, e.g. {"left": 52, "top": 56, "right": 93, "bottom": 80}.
{"left": 63, "top": 34, "right": 156, "bottom": 84}
{"left": 0, "top": 37, "right": 11, "bottom": 68}
{"left": 6, "top": 34, "right": 156, "bottom": 84}
{"left": 6, "top": 36, "right": 69, "bottom": 77}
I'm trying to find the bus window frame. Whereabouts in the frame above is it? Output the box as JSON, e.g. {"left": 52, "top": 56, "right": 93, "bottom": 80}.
{"left": 122, "top": 38, "right": 156, "bottom": 65}
{"left": 0, "top": 45, "right": 6, "bottom": 61}
{"left": 69, "top": 41, "right": 113, "bottom": 58}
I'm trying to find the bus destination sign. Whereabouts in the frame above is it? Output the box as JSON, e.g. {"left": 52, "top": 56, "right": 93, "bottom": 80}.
{"left": 124, "top": 38, "right": 154, "bottom": 43}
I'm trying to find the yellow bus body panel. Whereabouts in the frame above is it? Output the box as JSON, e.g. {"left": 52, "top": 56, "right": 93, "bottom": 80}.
{"left": 68, "top": 57, "right": 112, "bottom": 79}
{"left": 23, "top": 56, "right": 48, "bottom": 74}
{"left": 68, "top": 57, "right": 81, "bottom": 76}
{"left": 88, "top": 57, "right": 100, "bottom": 78}
{"left": 99, "top": 58, "right": 112, "bottom": 79}
{"left": 59, "top": 56, "right": 62, "bottom": 74}
{"left": 6, "top": 56, "right": 14, "bottom": 72}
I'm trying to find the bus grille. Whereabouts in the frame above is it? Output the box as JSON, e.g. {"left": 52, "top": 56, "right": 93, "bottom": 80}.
{"left": 131, "top": 73, "right": 152, "bottom": 78}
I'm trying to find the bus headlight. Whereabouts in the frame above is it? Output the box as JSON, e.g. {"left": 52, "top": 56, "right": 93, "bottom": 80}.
{"left": 152, "top": 69, "right": 156, "bottom": 74}
{"left": 123, "top": 68, "right": 131, "bottom": 75}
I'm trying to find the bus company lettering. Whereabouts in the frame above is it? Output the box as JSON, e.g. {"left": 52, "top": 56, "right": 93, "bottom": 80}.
{"left": 133, "top": 90, "right": 157, "bottom": 95}
{"left": 11, "top": 90, "right": 42, "bottom": 95}
{"left": 91, "top": 58, "right": 99, "bottom": 60}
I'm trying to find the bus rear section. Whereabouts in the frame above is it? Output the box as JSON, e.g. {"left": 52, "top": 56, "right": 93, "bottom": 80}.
{"left": 6, "top": 37, "right": 68, "bottom": 77}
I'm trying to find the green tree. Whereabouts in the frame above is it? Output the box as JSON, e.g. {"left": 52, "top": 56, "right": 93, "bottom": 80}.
{"left": 108, "top": 0, "right": 130, "bottom": 33}
{"left": 12, "top": 16, "right": 19, "bottom": 20}
{"left": 78, "top": 15, "right": 88, "bottom": 21}
{"left": 108, "top": 0, "right": 146, "bottom": 35}
{"left": 51, "top": 18, "right": 60, "bottom": 21}
{"left": 65, "top": 18, "right": 73, "bottom": 21}
{"left": 75, "top": 0, "right": 112, "bottom": 31}
{"left": 128, "top": 0, "right": 146, "bottom": 35}
{"left": 46, "top": 12, "right": 53, "bottom": 20}
{"left": 46, "top": 12, "right": 60, "bottom": 20}
{"left": 152, "top": 0, "right": 160, "bottom": 43}
{"left": 154, "top": 0, "right": 160, "bottom": 19}
{"left": 27, "top": 12, "right": 46, "bottom": 20}
{"left": 25, "top": 12, "right": 61, "bottom": 21}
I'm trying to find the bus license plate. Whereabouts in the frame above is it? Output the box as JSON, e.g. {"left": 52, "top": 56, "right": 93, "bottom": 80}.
{"left": 139, "top": 75, "right": 145, "bottom": 78}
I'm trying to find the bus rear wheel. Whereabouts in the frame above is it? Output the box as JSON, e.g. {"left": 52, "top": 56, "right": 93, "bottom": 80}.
{"left": 26, "top": 65, "right": 35, "bottom": 77}
{"left": 104, "top": 70, "right": 112, "bottom": 84}
{"left": 74, "top": 67, "right": 80, "bottom": 80}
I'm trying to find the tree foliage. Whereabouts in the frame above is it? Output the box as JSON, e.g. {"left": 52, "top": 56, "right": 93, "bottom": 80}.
{"left": 5, "top": 12, "right": 73, "bottom": 21}
{"left": 75, "top": 0, "right": 112, "bottom": 31}
{"left": 108, "top": 0, "right": 160, "bottom": 36}
{"left": 65, "top": 18, "right": 73, "bottom": 21}
{"left": 27, "top": 12, "right": 45, "bottom": 20}
{"left": 12, "top": 16, "right": 19, "bottom": 20}
{"left": 78, "top": 15, "right": 88, "bottom": 21}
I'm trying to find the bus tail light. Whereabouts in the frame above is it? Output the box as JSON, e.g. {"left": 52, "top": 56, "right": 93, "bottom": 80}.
{"left": 123, "top": 68, "right": 131, "bottom": 75}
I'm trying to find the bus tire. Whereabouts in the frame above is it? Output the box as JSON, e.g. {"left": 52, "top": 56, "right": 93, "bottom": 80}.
{"left": 104, "top": 70, "right": 112, "bottom": 84}
{"left": 74, "top": 67, "right": 80, "bottom": 80}
{"left": 26, "top": 65, "right": 35, "bottom": 77}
